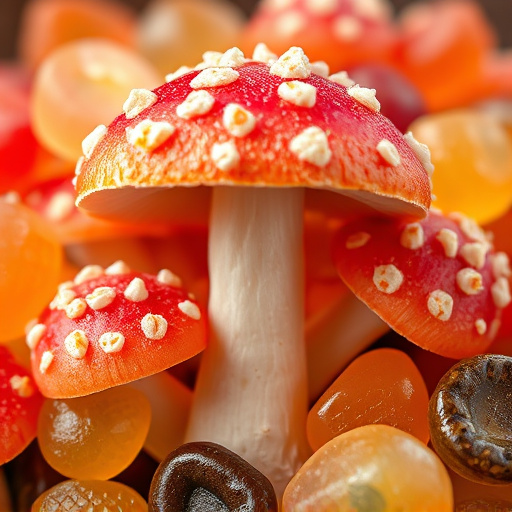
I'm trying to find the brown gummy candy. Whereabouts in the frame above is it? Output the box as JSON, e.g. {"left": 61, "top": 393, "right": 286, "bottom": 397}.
{"left": 148, "top": 441, "right": 278, "bottom": 512}
{"left": 429, "top": 354, "right": 512, "bottom": 484}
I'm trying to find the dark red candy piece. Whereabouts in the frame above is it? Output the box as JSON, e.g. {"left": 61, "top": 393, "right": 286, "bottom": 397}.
{"left": 149, "top": 442, "right": 278, "bottom": 512}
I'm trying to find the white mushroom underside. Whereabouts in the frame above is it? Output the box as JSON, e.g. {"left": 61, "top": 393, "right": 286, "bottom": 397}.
{"left": 185, "top": 186, "right": 309, "bottom": 498}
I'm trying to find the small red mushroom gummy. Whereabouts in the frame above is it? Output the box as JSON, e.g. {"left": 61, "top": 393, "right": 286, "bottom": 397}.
{"left": 333, "top": 210, "right": 511, "bottom": 358}
{"left": 27, "top": 262, "right": 206, "bottom": 398}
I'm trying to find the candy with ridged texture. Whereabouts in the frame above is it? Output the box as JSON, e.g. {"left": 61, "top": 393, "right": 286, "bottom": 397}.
{"left": 149, "top": 441, "right": 278, "bottom": 512}
{"left": 283, "top": 424, "right": 453, "bottom": 511}
{"left": 429, "top": 354, "right": 512, "bottom": 485}
{"left": 408, "top": 108, "right": 512, "bottom": 225}
{"left": 0, "top": 198, "right": 62, "bottom": 343}
{"left": 37, "top": 385, "right": 151, "bottom": 480}
{"left": 307, "top": 347, "right": 430, "bottom": 451}
{"left": 31, "top": 479, "right": 148, "bottom": 512}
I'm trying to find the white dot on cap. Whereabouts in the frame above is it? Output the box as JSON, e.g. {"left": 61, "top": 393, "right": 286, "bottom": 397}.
{"left": 211, "top": 141, "right": 240, "bottom": 171}
{"left": 176, "top": 90, "right": 215, "bottom": 119}
{"left": 373, "top": 264, "right": 403, "bottom": 294}
{"left": 277, "top": 81, "right": 317, "bottom": 108}
{"left": 126, "top": 120, "right": 175, "bottom": 152}
{"left": 123, "top": 89, "right": 158, "bottom": 119}
{"left": 377, "top": 139, "right": 401, "bottom": 166}
{"left": 223, "top": 103, "right": 256, "bottom": 138}
{"left": 82, "top": 124, "right": 107, "bottom": 159}
{"left": 269, "top": 47, "right": 311, "bottom": 79}
{"left": 347, "top": 85, "right": 380, "bottom": 112}
{"left": 427, "top": 290, "right": 453, "bottom": 321}
{"left": 190, "top": 68, "right": 239, "bottom": 89}
{"left": 178, "top": 300, "right": 201, "bottom": 320}
{"left": 289, "top": 126, "right": 331, "bottom": 167}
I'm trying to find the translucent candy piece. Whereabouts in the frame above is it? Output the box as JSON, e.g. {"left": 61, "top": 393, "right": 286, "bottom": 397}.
{"left": 31, "top": 479, "right": 148, "bottom": 512}
{"left": 137, "top": 0, "right": 245, "bottom": 75}
{"left": 408, "top": 108, "right": 512, "bottom": 224}
{"left": 31, "top": 38, "right": 161, "bottom": 162}
{"left": 149, "top": 441, "right": 278, "bottom": 511}
{"left": 307, "top": 348, "right": 430, "bottom": 451}
{"left": 18, "top": 0, "right": 137, "bottom": 71}
{"left": 283, "top": 424, "right": 453, "bottom": 511}
{"left": 37, "top": 385, "right": 151, "bottom": 480}
{"left": 0, "top": 200, "right": 62, "bottom": 343}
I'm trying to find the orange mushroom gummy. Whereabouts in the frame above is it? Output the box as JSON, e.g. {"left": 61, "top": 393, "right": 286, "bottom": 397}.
{"left": 28, "top": 262, "right": 206, "bottom": 398}
{"left": 332, "top": 209, "right": 511, "bottom": 358}
{"left": 74, "top": 45, "right": 432, "bottom": 496}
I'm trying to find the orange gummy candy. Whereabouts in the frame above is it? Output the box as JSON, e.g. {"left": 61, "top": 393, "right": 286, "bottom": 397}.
{"left": 307, "top": 348, "right": 430, "bottom": 451}
{"left": 37, "top": 385, "right": 151, "bottom": 480}
{"left": 409, "top": 108, "right": 512, "bottom": 224}
{"left": 31, "top": 479, "right": 148, "bottom": 512}
{"left": 283, "top": 424, "right": 453, "bottom": 512}
{"left": 0, "top": 199, "right": 62, "bottom": 343}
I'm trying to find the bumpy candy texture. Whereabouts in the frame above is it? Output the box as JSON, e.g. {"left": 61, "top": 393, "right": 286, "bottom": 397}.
{"left": 37, "top": 385, "right": 151, "bottom": 480}
{"left": 0, "top": 346, "right": 44, "bottom": 464}
{"left": 283, "top": 424, "right": 453, "bottom": 511}
{"left": 31, "top": 38, "right": 161, "bottom": 162}
{"left": 409, "top": 108, "right": 512, "bottom": 225}
{"left": 0, "top": 200, "right": 62, "bottom": 343}
{"left": 31, "top": 479, "right": 148, "bottom": 512}
{"left": 149, "top": 441, "right": 278, "bottom": 511}
{"left": 29, "top": 268, "right": 207, "bottom": 398}
{"left": 333, "top": 210, "right": 510, "bottom": 358}
{"left": 307, "top": 347, "right": 430, "bottom": 451}
{"left": 429, "top": 354, "right": 512, "bottom": 485}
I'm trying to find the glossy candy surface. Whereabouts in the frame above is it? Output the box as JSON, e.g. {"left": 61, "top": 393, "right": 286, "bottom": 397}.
{"left": 29, "top": 267, "right": 206, "bottom": 398}
{"left": 37, "top": 385, "right": 151, "bottom": 480}
{"left": 31, "top": 38, "right": 161, "bottom": 162}
{"left": 429, "top": 354, "right": 512, "bottom": 485}
{"left": 149, "top": 441, "right": 278, "bottom": 511}
{"left": 18, "top": 0, "right": 137, "bottom": 71}
{"left": 31, "top": 479, "right": 148, "bottom": 512}
{"left": 307, "top": 348, "right": 430, "bottom": 451}
{"left": 409, "top": 109, "right": 512, "bottom": 224}
{"left": 0, "top": 346, "right": 44, "bottom": 465}
{"left": 0, "top": 199, "right": 62, "bottom": 343}
{"left": 283, "top": 424, "right": 453, "bottom": 511}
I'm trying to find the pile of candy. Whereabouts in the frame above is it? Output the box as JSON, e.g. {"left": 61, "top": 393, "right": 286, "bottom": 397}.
{"left": 1, "top": 0, "right": 512, "bottom": 510}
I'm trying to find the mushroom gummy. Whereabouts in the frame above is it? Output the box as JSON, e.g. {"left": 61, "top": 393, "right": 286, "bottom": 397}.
{"left": 74, "top": 44, "right": 432, "bottom": 497}
{"left": 429, "top": 354, "right": 512, "bottom": 485}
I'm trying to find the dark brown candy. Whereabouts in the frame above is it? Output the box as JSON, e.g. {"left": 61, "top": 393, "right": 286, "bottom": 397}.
{"left": 148, "top": 442, "right": 278, "bottom": 512}
{"left": 429, "top": 354, "right": 512, "bottom": 484}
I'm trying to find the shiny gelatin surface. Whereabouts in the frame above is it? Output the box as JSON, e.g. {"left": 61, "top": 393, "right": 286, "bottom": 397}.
{"left": 307, "top": 348, "right": 430, "bottom": 451}
{"left": 31, "top": 38, "right": 161, "bottom": 162}
{"left": 31, "top": 479, "right": 148, "bottom": 512}
{"left": 409, "top": 108, "right": 512, "bottom": 224}
{"left": 37, "top": 385, "right": 151, "bottom": 480}
{"left": 0, "top": 200, "right": 62, "bottom": 343}
{"left": 283, "top": 424, "right": 453, "bottom": 512}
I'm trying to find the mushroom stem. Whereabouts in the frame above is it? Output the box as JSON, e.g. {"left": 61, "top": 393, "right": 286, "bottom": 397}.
{"left": 186, "top": 186, "right": 310, "bottom": 498}
{"left": 306, "top": 293, "right": 389, "bottom": 402}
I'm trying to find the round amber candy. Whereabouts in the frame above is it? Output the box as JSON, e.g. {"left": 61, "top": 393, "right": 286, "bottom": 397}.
{"left": 31, "top": 479, "right": 148, "bottom": 512}
{"left": 37, "top": 385, "right": 151, "bottom": 480}
{"left": 0, "top": 200, "right": 62, "bottom": 343}
{"left": 283, "top": 424, "right": 453, "bottom": 512}
{"left": 408, "top": 108, "right": 512, "bottom": 224}
{"left": 30, "top": 38, "right": 161, "bottom": 162}
{"left": 307, "top": 348, "right": 430, "bottom": 451}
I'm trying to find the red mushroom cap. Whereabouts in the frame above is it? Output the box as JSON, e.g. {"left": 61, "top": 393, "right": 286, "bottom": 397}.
{"left": 332, "top": 210, "right": 511, "bottom": 358}
{"left": 0, "top": 346, "right": 44, "bottom": 464}
{"left": 28, "top": 263, "right": 207, "bottom": 398}
{"left": 75, "top": 46, "right": 431, "bottom": 222}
